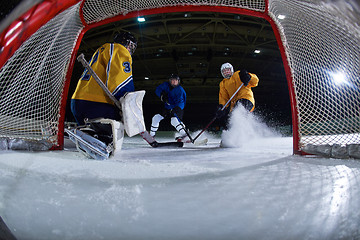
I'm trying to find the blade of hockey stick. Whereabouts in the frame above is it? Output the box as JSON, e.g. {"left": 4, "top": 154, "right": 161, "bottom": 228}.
{"left": 152, "top": 141, "right": 184, "bottom": 148}
{"left": 140, "top": 131, "right": 183, "bottom": 148}
{"left": 181, "top": 138, "right": 208, "bottom": 146}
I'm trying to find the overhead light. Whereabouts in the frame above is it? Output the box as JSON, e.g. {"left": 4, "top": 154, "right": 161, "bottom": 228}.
{"left": 331, "top": 71, "right": 347, "bottom": 86}
{"left": 137, "top": 17, "right": 146, "bottom": 22}
{"left": 254, "top": 49, "right": 261, "bottom": 54}
{"left": 144, "top": 77, "right": 149, "bottom": 80}
{"left": 277, "top": 14, "right": 286, "bottom": 20}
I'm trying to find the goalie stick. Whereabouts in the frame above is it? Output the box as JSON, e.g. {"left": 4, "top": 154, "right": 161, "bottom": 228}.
{"left": 76, "top": 53, "right": 182, "bottom": 148}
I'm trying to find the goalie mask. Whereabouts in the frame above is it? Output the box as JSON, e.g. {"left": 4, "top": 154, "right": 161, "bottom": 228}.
{"left": 169, "top": 74, "right": 181, "bottom": 88}
{"left": 114, "top": 32, "right": 138, "bottom": 55}
{"left": 221, "top": 63, "right": 234, "bottom": 79}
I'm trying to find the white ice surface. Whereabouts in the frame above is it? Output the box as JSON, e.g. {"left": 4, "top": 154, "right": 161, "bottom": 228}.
{"left": 1, "top": 108, "right": 360, "bottom": 239}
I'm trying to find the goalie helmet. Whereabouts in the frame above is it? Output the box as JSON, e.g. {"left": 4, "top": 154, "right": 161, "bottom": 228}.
{"left": 114, "top": 32, "right": 137, "bottom": 55}
{"left": 169, "top": 73, "right": 181, "bottom": 87}
{"left": 220, "top": 62, "right": 234, "bottom": 79}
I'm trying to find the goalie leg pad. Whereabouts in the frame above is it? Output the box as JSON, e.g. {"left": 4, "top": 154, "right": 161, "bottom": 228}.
{"left": 120, "top": 90, "right": 146, "bottom": 137}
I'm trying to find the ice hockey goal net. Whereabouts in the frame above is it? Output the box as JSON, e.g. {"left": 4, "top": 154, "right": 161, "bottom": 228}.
{"left": 0, "top": 0, "right": 359, "bottom": 157}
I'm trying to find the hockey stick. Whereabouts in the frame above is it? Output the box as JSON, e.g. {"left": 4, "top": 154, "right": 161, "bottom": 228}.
{"left": 170, "top": 108, "right": 208, "bottom": 145}
{"left": 77, "top": 54, "right": 122, "bottom": 111}
{"left": 192, "top": 82, "right": 244, "bottom": 142}
{"left": 76, "top": 53, "right": 183, "bottom": 148}
{"left": 174, "top": 114, "right": 194, "bottom": 143}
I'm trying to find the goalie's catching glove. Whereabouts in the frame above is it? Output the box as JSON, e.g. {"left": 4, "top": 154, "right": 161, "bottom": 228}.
{"left": 160, "top": 91, "right": 168, "bottom": 103}
{"left": 239, "top": 69, "right": 251, "bottom": 86}
{"left": 215, "top": 104, "right": 225, "bottom": 118}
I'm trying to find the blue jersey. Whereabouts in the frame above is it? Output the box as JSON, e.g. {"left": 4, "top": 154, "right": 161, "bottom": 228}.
{"left": 155, "top": 82, "right": 186, "bottom": 110}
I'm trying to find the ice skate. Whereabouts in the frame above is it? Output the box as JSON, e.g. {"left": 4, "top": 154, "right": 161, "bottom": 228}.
{"left": 65, "top": 118, "right": 124, "bottom": 160}
{"left": 175, "top": 134, "right": 191, "bottom": 143}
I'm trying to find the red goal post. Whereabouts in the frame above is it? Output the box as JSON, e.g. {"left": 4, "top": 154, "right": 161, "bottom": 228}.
{"left": 0, "top": 0, "right": 359, "bottom": 157}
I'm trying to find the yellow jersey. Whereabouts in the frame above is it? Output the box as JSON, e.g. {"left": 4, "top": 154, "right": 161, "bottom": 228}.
{"left": 219, "top": 70, "right": 259, "bottom": 111}
{"left": 72, "top": 43, "right": 134, "bottom": 105}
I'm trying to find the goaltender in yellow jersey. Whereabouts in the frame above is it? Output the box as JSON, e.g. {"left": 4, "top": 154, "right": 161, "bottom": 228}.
{"left": 71, "top": 32, "right": 137, "bottom": 125}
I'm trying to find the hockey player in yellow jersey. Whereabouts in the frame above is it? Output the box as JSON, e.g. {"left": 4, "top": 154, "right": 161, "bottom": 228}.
{"left": 71, "top": 32, "right": 137, "bottom": 125}
{"left": 215, "top": 63, "right": 259, "bottom": 125}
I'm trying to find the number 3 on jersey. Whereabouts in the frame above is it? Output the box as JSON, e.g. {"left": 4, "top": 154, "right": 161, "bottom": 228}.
{"left": 123, "top": 62, "right": 131, "bottom": 73}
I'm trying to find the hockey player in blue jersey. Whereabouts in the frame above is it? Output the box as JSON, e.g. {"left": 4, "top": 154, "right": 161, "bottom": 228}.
{"left": 150, "top": 74, "right": 189, "bottom": 142}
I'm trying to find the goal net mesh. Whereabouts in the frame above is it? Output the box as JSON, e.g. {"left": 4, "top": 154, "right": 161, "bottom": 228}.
{"left": 0, "top": 0, "right": 359, "bottom": 157}
{"left": 0, "top": 4, "right": 83, "bottom": 149}
{"left": 269, "top": 0, "right": 360, "bottom": 157}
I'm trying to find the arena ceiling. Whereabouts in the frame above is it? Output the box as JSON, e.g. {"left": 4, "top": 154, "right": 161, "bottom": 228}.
{"left": 73, "top": 11, "right": 291, "bottom": 128}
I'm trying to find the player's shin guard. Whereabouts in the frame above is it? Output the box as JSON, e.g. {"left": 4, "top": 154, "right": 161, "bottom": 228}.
{"left": 150, "top": 114, "right": 164, "bottom": 136}
{"left": 171, "top": 117, "right": 187, "bottom": 137}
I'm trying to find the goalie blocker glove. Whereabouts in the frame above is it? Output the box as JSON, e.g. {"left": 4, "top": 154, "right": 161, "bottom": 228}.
{"left": 239, "top": 69, "right": 251, "bottom": 86}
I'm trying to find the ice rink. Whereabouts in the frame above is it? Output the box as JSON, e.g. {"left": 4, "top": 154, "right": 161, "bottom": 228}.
{"left": 1, "top": 108, "right": 360, "bottom": 239}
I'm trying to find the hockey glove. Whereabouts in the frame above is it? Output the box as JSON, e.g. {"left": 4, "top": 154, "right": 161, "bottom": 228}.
{"left": 239, "top": 69, "right": 251, "bottom": 86}
{"left": 215, "top": 104, "right": 225, "bottom": 118}
{"left": 160, "top": 91, "right": 168, "bottom": 103}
